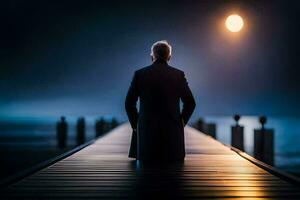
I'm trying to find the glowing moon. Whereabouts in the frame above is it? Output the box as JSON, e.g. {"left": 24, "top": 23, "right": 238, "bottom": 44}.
{"left": 225, "top": 14, "right": 244, "bottom": 32}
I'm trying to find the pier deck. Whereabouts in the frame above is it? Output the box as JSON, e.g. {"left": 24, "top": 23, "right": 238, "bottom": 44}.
{"left": 2, "top": 123, "right": 300, "bottom": 199}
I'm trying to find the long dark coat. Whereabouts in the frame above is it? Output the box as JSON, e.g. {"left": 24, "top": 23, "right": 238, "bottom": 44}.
{"left": 125, "top": 59, "right": 196, "bottom": 162}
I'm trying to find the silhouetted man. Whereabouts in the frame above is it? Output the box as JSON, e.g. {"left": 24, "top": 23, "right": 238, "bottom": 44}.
{"left": 125, "top": 40, "right": 196, "bottom": 163}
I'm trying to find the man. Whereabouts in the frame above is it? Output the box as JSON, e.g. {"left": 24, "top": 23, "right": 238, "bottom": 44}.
{"left": 125, "top": 40, "right": 196, "bottom": 163}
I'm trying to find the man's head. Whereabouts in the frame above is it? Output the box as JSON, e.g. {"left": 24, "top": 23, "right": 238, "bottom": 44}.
{"left": 150, "top": 40, "right": 172, "bottom": 62}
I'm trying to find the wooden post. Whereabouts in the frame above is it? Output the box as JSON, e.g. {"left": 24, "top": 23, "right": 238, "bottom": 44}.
{"left": 76, "top": 117, "right": 86, "bottom": 145}
{"left": 56, "top": 116, "right": 68, "bottom": 149}
{"left": 195, "top": 118, "right": 205, "bottom": 132}
{"left": 110, "top": 117, "right": 118, "bottom": 129}
{"left": 231, "top": 114, "right": 244, "bottom": 151}
{"left": 95, "top": 117, "right": 105, "bottom": 138}
{"left": 205, "top": 123, "right": 216, "bottom": 139}
{"left": 193, "top": 118, "right": 216, "bottom": 138}
{"left": 254, "top": 116, "right": 274, "bottom": 166}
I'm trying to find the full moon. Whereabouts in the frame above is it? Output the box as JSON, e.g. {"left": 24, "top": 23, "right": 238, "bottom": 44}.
{"left": 225, "top": 14, "right": 244, "bottom": 32}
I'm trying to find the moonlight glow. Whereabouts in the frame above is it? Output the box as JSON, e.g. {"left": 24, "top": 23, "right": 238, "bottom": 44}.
{"left": 225, "top": 14, "right": 244, "bottom": 32}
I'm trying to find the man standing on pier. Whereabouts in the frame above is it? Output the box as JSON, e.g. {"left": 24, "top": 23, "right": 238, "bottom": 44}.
{"left": 125, "top": 40, "right": 196, "bottom": 163}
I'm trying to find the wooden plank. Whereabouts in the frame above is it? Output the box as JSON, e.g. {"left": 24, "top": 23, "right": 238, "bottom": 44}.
{"left": 1, "top": 123, "right": 300, "bottom": 199}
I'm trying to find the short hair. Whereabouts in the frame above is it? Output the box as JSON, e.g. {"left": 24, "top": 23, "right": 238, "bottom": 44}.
{"left": 150, "top": 40, "right": 172, "bottom": 61}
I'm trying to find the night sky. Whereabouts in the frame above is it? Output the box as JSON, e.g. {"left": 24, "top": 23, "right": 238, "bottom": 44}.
{"left": 1, "top": 0, "right": 299, "bottom": 120}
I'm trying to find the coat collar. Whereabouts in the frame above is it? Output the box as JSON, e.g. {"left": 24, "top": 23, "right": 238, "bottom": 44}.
{"left": 153, "top": 58, "right": 168, "bottom": 65}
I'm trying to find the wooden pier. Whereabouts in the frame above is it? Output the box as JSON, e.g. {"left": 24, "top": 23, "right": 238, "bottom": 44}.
{"left": 2, "top": 123, "right": 300, "bottom": 199}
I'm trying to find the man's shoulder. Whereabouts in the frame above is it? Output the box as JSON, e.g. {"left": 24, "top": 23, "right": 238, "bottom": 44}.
{"left": 134, "top": 65, "right": 152, "bottom": 74}
{"left": 133, "top": 64, "right": 184, "bottom": 76}
{"left": 167, "top": 65, "right": 184, "bottom": 74}
{"left": 135, "top": 65, "right": 184, "bottom": 73}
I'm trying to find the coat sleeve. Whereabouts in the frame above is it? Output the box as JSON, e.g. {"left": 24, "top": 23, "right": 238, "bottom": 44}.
{"left": 125, "top": 71, "right": 139, "bottom": 130}
{"left": 180, "top": 71, "right": 196, "bottom": 126}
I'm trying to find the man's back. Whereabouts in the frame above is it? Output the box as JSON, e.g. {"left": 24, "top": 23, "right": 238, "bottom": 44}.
{"left": 138, "top": 60, "right": 184, "bottom": 122}
{"left": 126, "top": 59, "right": 195, "bottom": 162}
{"left": 125, "top": 40, "right": 195, "bottom": 163}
